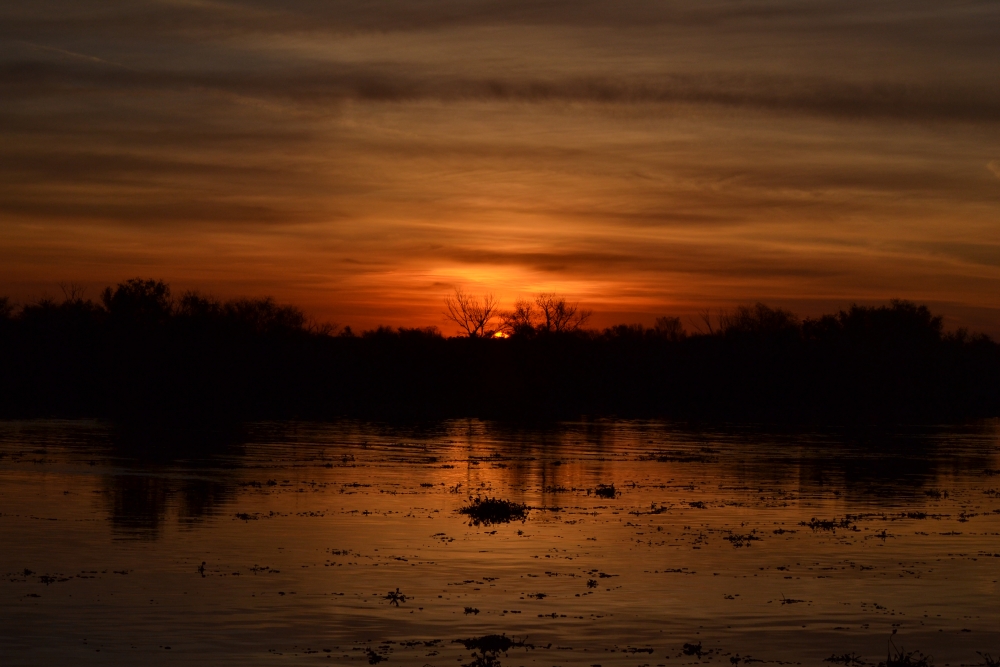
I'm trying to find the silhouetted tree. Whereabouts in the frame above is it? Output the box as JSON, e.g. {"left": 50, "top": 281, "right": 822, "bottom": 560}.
{"left": 653, "top": 316, "right": 686, "bottom": 341}
{"left": 59, "top": 282, "right": 88, "bottom": 302}
{"left": 719, "top": 303, "right": 799, "bottom": 337}
{"left": 535, "top": 293, "right": 591, "bottom": 333}
{"left": 445, "top": 289, "right": 500, "bottom": 337}
{"left": 603, "top": 323, "right": 648, "bottom": 340}
{"left": 176, "top": 291, "right": 223, "bottom": 319}
{"left": 499, "top": 298, "right": 539, "bottom": 337}
{"left": 224, "top": 297, "right": 306, "bottom": 334}
{"left": 102, "top": 278, "right": 172, "bottom": 327}
{"left": 690, "top": 309, "right": 716, "bottom": 335}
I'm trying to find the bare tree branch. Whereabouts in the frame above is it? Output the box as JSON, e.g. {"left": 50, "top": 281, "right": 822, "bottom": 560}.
{"left": 58, "top": 282, "right": 87, "bottom": 302}
{"left": 653, "top": 316, "right": 686, "bottom": 341}
{"left": 535, "top": 293, "right": 591, "bottom": 333}
{"left": 444, "top": 289, "right": 500, "bottom": 337}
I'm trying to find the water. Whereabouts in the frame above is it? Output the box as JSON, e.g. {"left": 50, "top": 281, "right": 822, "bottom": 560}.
{"left": 1, "top": 420, "right": 999, "bottom": 666}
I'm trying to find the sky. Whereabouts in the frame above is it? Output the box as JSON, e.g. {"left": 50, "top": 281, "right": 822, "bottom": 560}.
{"left": 2, "top": 0, "right": 1000, "bottom": 334}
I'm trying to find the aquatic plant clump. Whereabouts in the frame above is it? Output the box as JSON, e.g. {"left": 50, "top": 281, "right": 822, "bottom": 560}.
{"left": 594, "top": 483, "right": 618, "bottom": 499}
{"left": 878, "top": 633, "right": 932, "bottom": 667}
{"left": 459, "top": 497, "right": 529, "bottom": 526}
{"left": 384, "top": 588, "right": 407, "bottom": 605}
{"left": 683, "top": 642, "right": 705, "bottom": 658}
{"left": 457, "top": 634, "right": 526, "bottom": 653}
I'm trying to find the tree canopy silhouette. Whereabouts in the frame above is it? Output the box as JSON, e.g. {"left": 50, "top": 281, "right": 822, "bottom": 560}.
{"left": 0, "top": 280, "right": 997, "bottom": 426}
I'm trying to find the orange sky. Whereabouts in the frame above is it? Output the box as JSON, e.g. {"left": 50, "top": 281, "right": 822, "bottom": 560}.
{"left": 2, "top": 1, "right": 1000, "bottom": 334}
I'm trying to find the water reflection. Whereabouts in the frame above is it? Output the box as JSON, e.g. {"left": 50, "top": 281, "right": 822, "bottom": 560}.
{"left": 1, "top": 419, "right": 999, "bottom": 666}
{"left": 100, "top": 474, "right": 240, "bottom": 539}
{"left": 6, "top": 419, "right": 998, "bottom": 541}
{"left": 101, "top": 474, "right": 170, "bottom": 538}
{"left": 94, "top": 428, "right": 246, "bottom": 538}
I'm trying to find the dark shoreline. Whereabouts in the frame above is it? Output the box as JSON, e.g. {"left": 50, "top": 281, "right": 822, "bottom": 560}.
{"left": 3, "top": 280, "right": 998, "bottom": 426}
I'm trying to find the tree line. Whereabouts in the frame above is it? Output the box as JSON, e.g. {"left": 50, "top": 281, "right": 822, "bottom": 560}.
{"left": 1, "top": 279, "right": 998, "bottom": 428}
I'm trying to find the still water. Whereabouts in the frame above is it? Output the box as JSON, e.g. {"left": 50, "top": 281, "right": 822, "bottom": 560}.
{"left": 1, "top": 420, "right": 999, "bottom": 666}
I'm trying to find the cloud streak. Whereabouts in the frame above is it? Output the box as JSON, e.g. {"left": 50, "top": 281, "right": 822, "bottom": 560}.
{"left": 5, "top": 59, "right": 1000, "bottom": 124}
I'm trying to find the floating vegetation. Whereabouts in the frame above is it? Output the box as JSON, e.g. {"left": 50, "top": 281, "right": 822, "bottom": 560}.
{"left": 457, "top": 633, "right": 533, "bottom": 665}
{"left": 456, "top": 634, "right": 530, "bottom": 653}
{"left": 802, "top": 517, "right": 854, "bottom": 531}
{"left": 825, "top": 653, "right": 866, "bottom": 665}
{"left": 683, "top": 641, "right": 705, "bottom": 658}
{"left": 384, "top": 588, "right": 407, "bottom": 606}
{"left": 366, "top": 648, "right": 384, "bottom": 664}
{"left": 463, "top": 653, "right": 502, "bottom": 667}
{"left": 726, "top": 530, "right": 761, "bottom": 547}
{"left": 594, "top": 484, "right": 618, "bottom": 499}
{"left": 459, "top": 497, "right": 529, "bottom": 526}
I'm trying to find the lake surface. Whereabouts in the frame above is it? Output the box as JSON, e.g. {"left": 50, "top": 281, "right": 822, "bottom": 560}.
{"left": 1, "top": 420, "right": 999, "bottom": 667}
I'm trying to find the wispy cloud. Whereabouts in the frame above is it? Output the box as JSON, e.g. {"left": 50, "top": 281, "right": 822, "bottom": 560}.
{"left": 5, "top": 59, "right": 1000, "bottom": 124}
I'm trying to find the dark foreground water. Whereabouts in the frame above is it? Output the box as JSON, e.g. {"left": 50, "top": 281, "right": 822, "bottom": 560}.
{"left": 1, "top": 420, "right": 999, "bottom": 667}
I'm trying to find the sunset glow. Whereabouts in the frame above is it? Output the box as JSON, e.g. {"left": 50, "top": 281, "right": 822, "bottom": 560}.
{"left": 2, "top": 2, "right": 999, "bottom": 334}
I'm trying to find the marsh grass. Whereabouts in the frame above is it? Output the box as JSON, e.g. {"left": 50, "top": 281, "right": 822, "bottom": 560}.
{"left": 879, "top": 635, "right": 931, "bottom": 667}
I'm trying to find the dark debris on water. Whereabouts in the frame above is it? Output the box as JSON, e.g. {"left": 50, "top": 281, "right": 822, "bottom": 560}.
{"left": 459, "top": 497, "right": 529, "bottom": 526}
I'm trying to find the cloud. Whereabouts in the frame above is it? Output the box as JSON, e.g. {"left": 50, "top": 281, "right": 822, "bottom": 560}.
{"left": 4, "top": 58, "right": 1000, "bottom": 124}
{"left": 2, "top": 0, "right": 988, "bottom": 38}
{"left": 989, "top": 161, "right": 1000, "bottom": 179}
